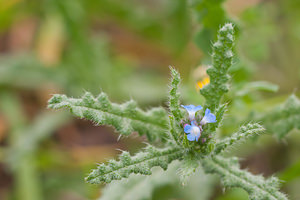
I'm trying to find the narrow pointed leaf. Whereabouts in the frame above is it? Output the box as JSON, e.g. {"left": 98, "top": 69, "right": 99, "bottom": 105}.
{"left": 86, "top": 146, "right": 184, "bottom": 184}
{"left": 201, "top": 156, "right": 287, "bottom": 200}
{"left": 200, "top": 23, "right": 235, "bottom": 111}
{"left": 48, "top": 92, "right": 168, "bottom": 141}
{"left": 214, "top": 123, "right": 265, "bottom": 154}
{"left": 262, "top": 94, "right": 300, "bottom": 138}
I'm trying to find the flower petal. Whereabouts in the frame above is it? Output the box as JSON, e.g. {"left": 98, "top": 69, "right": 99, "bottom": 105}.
{"left": 202, "top": 108, "right": 217, "bottom": 124}
{"left": 181, "top": 105, "right": 203, "bottom": 120}
{"left": 184, "top": 125, "right": 192, "bottom": 133}
{"left": 193, "top": 105, "right": 203, "bottom": 112}
{"left": 195, "top": 132, "right": 201, "bottom": 142}
{"left": 187, "top": 134, "right": 196, "bottom": 141}
{"left": 181, "top": 104, "right": 203, "bottom": 112}
{"left": 190, "top": 125, "right": 200, "bottom": 137}
{"left": 181, "top": 105, "right": 195, "bottom": 112}
{"left": 206, "top": 114, "right": 216, "bottom": 123}
{"left": 205, "top": 108, "right": 211, "bottom": 115}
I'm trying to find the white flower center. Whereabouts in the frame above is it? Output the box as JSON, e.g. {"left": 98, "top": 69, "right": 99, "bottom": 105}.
{"left": 191, "top": 126, "right": 200, "bottom": 136}
{"left": 189, "top": 111, "right": 196, "bottom": 120}
{"left": 201, "top": 116, "right": 208, "bottom": 125}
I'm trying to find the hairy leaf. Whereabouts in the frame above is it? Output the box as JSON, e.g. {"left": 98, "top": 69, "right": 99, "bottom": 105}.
{"left": 169, "top": 66, "right": 183, "bottom": 122}
{"left": 86, "top": 146, "right": 184, "bottom": 184}
{"left": 200, "top": 23, "right": 235, "bottom": 111}
{"left": 177, "top": 155, "right": 200, "bottom": 185}
{"left": 168, "top": 66, "right": 183, "bottom": 145}
{"left": 201, "top": 156, "right": 287, "bottom": 200}
{"left": 99, "top": 162, "right": 179, "bottom": 200}
{"left": 99, "top": 161, "right": 216, "bottom": 200}
{"left": 214, "top": 123, "right": 265, "bottom": 154}
{"left": 168, "top": 115, "right": 181, "bottom": 146}
{"left": 262, "top": 94, "right": 300, "bottom": 138}
{"left": 48, "top": 92, "right": 168, "bottom": 141}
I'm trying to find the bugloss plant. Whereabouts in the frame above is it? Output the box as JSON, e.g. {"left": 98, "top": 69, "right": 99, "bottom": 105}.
{"left": 48, "top": 24, "right": 287, "bottom": 200}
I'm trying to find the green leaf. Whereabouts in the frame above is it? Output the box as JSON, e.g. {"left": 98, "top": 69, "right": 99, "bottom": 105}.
{"left": 98, "top": 162, "right": 179, "bottom": 200}
{"left": 168, "top": 67, "right": 183, "bottom": 145}
{"left": 214, "top": 123, "right": 265, "bottom": 154}
{"left": 86, "top": 146, "right": 184, "bottom": 184}
{"left": 191, "top": 0, "right": 228, "bottom": 55}
{"left": 48, "top": 92, "right": 168, "bottom": 141}
{"left": 6, "top": 111, "right": 70, "bottom": 168}
{"left": 200, "top": 23, "right": 235, "bottom": 111}
{"left": 169, "top": 66, "right": 183, "bottom": 122}
{"left": 99, "top": 161, "right": 217, "bottom": 200}
{"left": 0, "top": 55, "right": 60, "bottom": 89}
{"left": 201, "top": 156, "right": 287, "bottom": 200}
{"left": 168, "top": 115, "right": 181, "bottom": 146}
{"left": 236, "top": 81, "right": 279, "bottom": 96}
{"left": 262, "top": 94, "right": 300, "bottom": 138}
{"left": 278, "top": 159, "right": 300, "bottom": 184}
{"left": 177, "top": 155, "right": 200, "bottom": 185}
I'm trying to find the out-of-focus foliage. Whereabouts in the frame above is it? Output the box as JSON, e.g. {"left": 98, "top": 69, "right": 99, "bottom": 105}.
{"left": 190, "top": 0, "right": 229, "bottom": 58}
{"left": 261, "top": 94, "right": 300, "bottom": 139}
{"left": 238, "top": 0, "right": 300, "bottom": 90}
{"left": 0, "top": 93, "right": 69, "bottom": 200}
{"left": 0, "top": 0, "right": 176, "bottom": 104}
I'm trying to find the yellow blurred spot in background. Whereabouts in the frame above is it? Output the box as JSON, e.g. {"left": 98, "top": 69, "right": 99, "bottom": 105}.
{"left": 197, "top": 77, "right": 210, "bottom": 90}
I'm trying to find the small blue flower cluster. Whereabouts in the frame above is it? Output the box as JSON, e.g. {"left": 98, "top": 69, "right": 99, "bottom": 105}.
{"left": 181, "top": 105, "right": 216, "bottom": 142}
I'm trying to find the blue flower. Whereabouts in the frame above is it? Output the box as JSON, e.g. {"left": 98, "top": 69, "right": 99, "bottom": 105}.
{"left": 184, "top": 121, "right": 201, "bottom": 141}
{"left": 181, "top": 104, "right": 202, "bottom": 120}
{"left": 201, "top": 108, "right": 217, "bottom": 124}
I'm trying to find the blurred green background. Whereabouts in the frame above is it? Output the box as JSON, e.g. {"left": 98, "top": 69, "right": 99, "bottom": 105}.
{"left": 0, "top": 0, "right": 299, "bottom": 199}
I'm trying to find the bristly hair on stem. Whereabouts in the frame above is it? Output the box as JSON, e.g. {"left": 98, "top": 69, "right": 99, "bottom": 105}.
{"left": 200, "top": 23, "right": 235, "bottom": 112}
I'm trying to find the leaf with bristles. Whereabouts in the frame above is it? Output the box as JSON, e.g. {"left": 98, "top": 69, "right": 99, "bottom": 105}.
{"left": 214, "top": 123, "right": 265, "bottom": 154}
{"left": 200, "top": 23, "right": 235, "bottom": 112}
{"left": 168, "top": 66, "right": 183, "bottom": 122}
{"left": 86, "top": 146, "right": 184, "bottom": 184}
{"left": 48, "top": 92, "right": 168, "bottom": 141}
{"left": 262, "top": 94, "right": 300, "bottom": 139}
{"left": 98, "top": 162, "right": 179, "bottom": 200}
{"left": 201, "top": 156, "right": 287, "bottom": 200}
{"left": 167, "top": 67, "right": 184, "bottom": 145}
